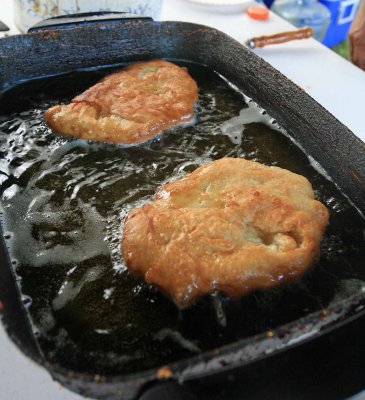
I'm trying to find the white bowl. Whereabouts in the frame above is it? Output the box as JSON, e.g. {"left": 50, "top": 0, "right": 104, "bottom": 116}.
{"left": 14, "top": 0, "right": 163, "bottom": 33}
{"left": 181, "top": 0, "right": 253, "bottom": 13}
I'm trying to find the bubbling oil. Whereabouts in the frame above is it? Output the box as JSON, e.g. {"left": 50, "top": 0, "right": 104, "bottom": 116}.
{"left": 0, "top": 63, "right": 365, "bottom": 375}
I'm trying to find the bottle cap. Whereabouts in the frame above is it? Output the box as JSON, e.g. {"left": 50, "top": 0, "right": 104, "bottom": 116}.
{"left": 247, "top": 6, "right": 269, "bottom": 20}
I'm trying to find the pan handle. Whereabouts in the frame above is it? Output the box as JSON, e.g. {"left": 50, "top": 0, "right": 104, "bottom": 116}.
{"left": 28, "top": 12, "right": 152, "bottom": 33}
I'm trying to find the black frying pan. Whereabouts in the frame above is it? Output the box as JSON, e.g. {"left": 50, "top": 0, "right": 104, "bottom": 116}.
{"left": 1, "top": 13, "right": 365, "bottom": 400}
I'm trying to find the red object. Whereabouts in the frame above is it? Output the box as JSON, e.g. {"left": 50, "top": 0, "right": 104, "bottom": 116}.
{"left": 0, "top": 301, "right": 4, "bottom": 311}
{"left": 247, "top": 6, "right": 270, "bottom": 20}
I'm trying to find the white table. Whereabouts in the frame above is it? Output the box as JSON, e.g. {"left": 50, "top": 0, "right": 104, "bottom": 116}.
{"left": 1, "top": 0, "right": 365, "bottom": 399}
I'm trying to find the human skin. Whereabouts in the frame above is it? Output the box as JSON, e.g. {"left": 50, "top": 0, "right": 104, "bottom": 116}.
{"left": 349, "top": 0, "right": 365, "bottom": 70}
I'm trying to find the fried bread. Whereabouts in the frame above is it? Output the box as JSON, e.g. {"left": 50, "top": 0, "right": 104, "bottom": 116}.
{"left": 45, "top": 60, "right": 198, "bottom": 144}
{"left": 121, "top": 158, "right": 329, "bottom": 307}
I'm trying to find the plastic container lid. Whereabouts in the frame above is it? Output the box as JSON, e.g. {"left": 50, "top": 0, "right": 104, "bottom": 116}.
{"left": 247, "top": 5, "right": 269, "bottom": 20}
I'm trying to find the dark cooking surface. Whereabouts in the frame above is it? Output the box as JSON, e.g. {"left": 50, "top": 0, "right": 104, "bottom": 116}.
{"left": 0, "top": 63, "right": 365, "bottom": 376}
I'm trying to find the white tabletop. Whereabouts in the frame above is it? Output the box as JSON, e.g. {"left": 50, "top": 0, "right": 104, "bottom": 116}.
{"left": 1, "top": 0, "right": 365, "bottom": 399}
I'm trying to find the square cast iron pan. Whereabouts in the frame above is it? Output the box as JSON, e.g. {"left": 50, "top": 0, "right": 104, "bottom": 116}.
{"left": 1, "top": 13, "right": 365, "bottom": 400}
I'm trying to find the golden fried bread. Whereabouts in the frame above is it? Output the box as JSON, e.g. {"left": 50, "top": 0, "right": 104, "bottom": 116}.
{"left": 121, "top": 158, "right": 329, "bottom": 307}
{"left": 45, "top": 60, "right": 198, "bottom": 144}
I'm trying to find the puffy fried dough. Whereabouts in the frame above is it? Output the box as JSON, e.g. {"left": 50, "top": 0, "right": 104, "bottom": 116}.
{"left": 44, "top": 60, "right": 198, "bottom": 144}
{"left": 121, "top": 158, "right": 329, "bottom": 307}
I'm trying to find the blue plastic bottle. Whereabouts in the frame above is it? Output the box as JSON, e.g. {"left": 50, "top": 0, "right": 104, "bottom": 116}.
{"left": 271, "top": 0, "right": 331, "bottom": 41}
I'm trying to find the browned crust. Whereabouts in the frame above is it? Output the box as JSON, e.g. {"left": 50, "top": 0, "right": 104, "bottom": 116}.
{"left": 121, "top": 158, "right": 329, "bottom": 307}
{"left": 44, "top": 60, "right": 198, "bottom": 144}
